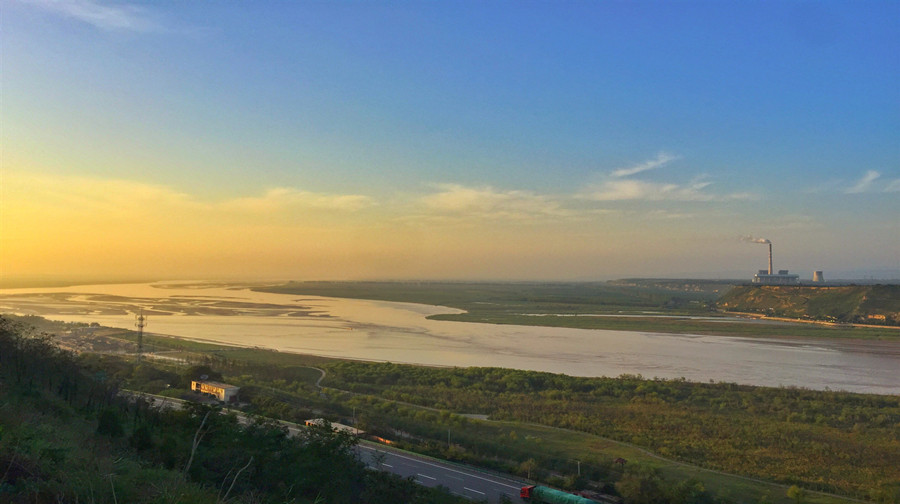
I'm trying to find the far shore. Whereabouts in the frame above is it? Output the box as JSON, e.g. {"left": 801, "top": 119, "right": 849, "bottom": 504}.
{"left": 727, "top": 311, "right": 900, "bottom": 330}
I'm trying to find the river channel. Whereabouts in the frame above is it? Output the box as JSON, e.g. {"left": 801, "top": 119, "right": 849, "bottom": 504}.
{"left": 1, "top": 282, "right": 898, "bottom": 395}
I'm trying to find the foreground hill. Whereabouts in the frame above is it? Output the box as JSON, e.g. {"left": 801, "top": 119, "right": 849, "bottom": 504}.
{"left": 0, "top": 316, "right": 465, "bottom": 504}
{"left": 717, "top": 285, "right": 900, "bottom": 325}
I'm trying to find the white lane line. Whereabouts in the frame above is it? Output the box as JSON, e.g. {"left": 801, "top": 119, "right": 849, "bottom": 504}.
{"left": 360, "top": 446, "right": 520, "bottom": 490}
{"left": 417, "top": 473, "right": 436, "bottom": 480}
{"left": 447, "top": 475, "right": 464, "bottom": 481}
{"left": 464, "top": 487, "right": 486, "bottom": 495}
{"left": 382, "top": 464, "right": 393, "bottom": 468}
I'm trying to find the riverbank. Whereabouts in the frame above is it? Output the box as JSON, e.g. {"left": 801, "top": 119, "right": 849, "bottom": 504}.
{"left": 725, "top": 311, "right": 900, "bottom": 331}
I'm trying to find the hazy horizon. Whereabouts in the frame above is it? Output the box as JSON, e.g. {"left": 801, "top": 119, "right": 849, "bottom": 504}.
{"left": 3, "top": 1, "right": 898, "bottom": 282}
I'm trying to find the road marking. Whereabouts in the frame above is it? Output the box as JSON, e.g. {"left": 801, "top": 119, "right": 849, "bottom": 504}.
{"left": 447, "top": 475, "right": 464, "bottom": 481}
{"left": 464, "top": 487, "right": 486, "bottom": 495}
{"left": 360, "top": 446, "right": 520, "bottom": 490}
{"left": 382, "top": 464, "right": 393, "bottom": 468}
{"left": 417, "top": 473, "right": 436, "bottom": 480}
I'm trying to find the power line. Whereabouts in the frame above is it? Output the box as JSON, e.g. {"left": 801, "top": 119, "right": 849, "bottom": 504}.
{"left": 135, "top": 309, "right": 147, "bottom": 364}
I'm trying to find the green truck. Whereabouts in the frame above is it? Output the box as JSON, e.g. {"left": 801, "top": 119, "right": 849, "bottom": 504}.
{"left": 519, "top": 485, "right": 599, "bottom": 504}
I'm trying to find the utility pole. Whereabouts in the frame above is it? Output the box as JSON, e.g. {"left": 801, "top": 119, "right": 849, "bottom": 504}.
{"left": 135, "top": 309, "right": 147, "bottom": 364}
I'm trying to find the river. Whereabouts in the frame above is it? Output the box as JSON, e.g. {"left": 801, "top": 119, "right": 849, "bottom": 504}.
{"left": 1, "top": 282, "right": 898, "bottom": 395}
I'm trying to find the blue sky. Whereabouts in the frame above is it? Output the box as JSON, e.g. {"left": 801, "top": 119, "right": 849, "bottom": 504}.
{"left": 2, "top": 1, "right": 898, "bottom": 282}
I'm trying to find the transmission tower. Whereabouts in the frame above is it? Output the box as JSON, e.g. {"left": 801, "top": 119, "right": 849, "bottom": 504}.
{"left": 135, "top": 309, "right": 147, "bottom": 364}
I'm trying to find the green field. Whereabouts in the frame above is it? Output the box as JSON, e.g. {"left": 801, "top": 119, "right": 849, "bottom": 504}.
{"left": 256, "top": 281, "right": 900, "bottom": 340}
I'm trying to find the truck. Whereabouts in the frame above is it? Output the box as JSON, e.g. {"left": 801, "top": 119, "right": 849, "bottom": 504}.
{"left": 520, "top": 485, "right": 599, "bottom": 504}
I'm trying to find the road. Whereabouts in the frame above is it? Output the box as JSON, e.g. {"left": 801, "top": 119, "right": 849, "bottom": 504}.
{"left": 123, "top": 391, "right": 527, "bottom": 502}
{"left": 358, "top": 442, "right": 524, "bottom": 503}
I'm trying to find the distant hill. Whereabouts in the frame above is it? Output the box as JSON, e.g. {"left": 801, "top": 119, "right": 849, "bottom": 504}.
{"left": 717, "top": 284, "right": 900, "bottom": 325}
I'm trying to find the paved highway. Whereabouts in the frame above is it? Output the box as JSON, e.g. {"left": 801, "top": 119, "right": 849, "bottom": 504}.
{"left": 358, "top": 442, "right": 525, "bottom": 503}
{"left": 124, "top": 392, "right": 527, "bottom": 502}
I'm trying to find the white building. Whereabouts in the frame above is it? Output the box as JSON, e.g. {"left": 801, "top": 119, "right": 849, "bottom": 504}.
{"left": 191, "top": 380, "right": 240, "bottom": 402}
{"left": 752, "top": 269, "right": 800, "bottom": 285}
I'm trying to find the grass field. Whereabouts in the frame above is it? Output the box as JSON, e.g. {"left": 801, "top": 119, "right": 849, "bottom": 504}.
{"left": 472, "top": 420, "right": 854, "bottom": 504}
{"left": 257, "top": 281, "right": 900, "bottom": 340}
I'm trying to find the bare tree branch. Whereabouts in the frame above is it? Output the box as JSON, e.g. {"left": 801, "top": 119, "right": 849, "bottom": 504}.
{"left": 183, "top": 410, "right": 211, "bottom": 477}
{"left": 220, "top": 456, "right": 253, "bottom": 503}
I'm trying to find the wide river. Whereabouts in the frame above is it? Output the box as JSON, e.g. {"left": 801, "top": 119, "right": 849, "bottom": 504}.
{"left": 1, "top": 282, "right": 898, "bottom": 395}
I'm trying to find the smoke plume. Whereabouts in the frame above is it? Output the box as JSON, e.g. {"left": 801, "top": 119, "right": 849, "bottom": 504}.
{"left": 741, "top": 235, "right": 771, "bottom": 244}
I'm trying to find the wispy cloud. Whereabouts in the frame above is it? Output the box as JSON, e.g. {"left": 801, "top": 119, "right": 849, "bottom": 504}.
{"left": 582, "top": 178, "right": 754, "bottom": 202}
{"left": 843, "top": 170, "right": 900, "bottom": 194}
{"left": 646, "top": 210, "right": 696, "bottom": 220}
{"left": 222, "top": 188, "right": 374, "bottom": 213}
{"left": 846, "top": 170, "right": 881, "bottom": 194}
{"left": 420, "top": 184, "right": 570, "bottom": 221}
{"left": 585, "top": 153, "right": 755, "bottom": 202}
{"left": 22, "top": 0, "right": 161, "bottom": 32}
{"left": 610, "top": 152, "right": 678, "bottom": 178}
{"left": 5, "top": 172, "right": 374, "bottom": 219}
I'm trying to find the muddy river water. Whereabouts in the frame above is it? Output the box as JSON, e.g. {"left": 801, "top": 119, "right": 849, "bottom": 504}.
{"left": 1, "top": 282, "right": 898, "bottom": 395}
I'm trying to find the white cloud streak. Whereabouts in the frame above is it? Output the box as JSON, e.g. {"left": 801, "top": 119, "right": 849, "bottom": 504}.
{"left": 846, "top": 170, "right": 881, "bottom": 194}
{"left": 420, "top": 184, "right": 570, "bottom": 221}
{"left": 22, "top": 0, "right": 161, "bottom": 32}
{"left": 584, "top": 153, "right": 756, "bottom": 202}
{"left": 842, "top": 170, "right": 900, "bottom": 194}
{"left": 5, "top": 172, "right": 373, "bottom": 218}
{"left": 222, "top": 188, "right": 374, "bottom": 213}
{"left": 582, "top": 178, "right": 754, "bottom": 202}
{"left": 610, "top": 152, "right": 678, "bottom": 178}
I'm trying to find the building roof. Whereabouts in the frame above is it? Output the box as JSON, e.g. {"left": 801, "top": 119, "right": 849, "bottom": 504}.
{"left": 192, "top": 380, "right": 239, "bottom": 390}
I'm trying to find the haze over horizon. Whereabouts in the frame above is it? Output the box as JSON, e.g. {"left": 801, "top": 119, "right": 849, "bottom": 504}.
{"left": 2, "top": 1, "right": 898, "bottom": 283}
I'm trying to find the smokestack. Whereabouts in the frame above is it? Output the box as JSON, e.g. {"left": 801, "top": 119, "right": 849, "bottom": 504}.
{"left": 741, "top": 236, "right": 773, "bottom": 274}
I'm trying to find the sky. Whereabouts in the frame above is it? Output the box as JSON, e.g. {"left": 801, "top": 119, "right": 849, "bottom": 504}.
{"left": 2, "top": 0, "right": 898, "bottom": 284}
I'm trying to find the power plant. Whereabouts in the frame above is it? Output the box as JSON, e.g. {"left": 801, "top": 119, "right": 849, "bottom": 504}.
{"left": 745, "top": 238, "right": 800, "bottom": 285}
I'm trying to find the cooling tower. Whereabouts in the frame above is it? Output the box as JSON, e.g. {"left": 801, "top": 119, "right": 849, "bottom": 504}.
{"left": 813, "top": 271, "right": 824, "bottom": 283}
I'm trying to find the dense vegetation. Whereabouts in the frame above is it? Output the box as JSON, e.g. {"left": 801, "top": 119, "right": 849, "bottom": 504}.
{"left": 0, "top": 316, "right": 466, "bottom": 503}
{"left": 110, "top": 341, "right": 896, "bottom": 504}
{"left": 317, "top": 362, "right": 900, "bottom": 502}
{"left": 718, "top": 285, "right": 900, "bottom": 326}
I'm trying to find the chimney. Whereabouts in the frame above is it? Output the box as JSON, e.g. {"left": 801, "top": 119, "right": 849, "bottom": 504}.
{"left": 768, "top": 243, "right": 773, "bottom": 275}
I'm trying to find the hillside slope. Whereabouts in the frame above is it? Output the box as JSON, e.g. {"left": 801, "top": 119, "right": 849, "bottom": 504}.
{"left": 717, "top": 285, "right": 900, "bottom": 325}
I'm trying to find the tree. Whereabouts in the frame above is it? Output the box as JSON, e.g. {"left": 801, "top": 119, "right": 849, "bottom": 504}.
{"left": 97, "top": 407, "right": 124, "bottom": 437}
{"left": 787, "top": 485, "right": 806, "bottom": 504}
{"left": 519, "top": 458, "right": 538, "bottom": 480}
{"left": 616, "top": 465, "right": 667, "bottom": 504}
